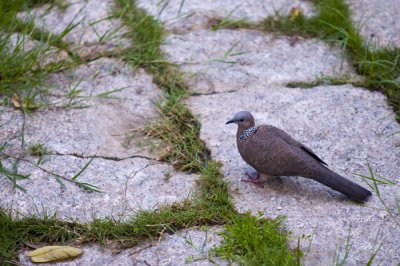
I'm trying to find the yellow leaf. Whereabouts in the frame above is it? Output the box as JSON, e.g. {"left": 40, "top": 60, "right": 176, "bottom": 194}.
{"left": 27, "top": 246, "right": 82, "bottom": 263}
{"left": 289, "top": 7, "right": 303, "bottom": 21}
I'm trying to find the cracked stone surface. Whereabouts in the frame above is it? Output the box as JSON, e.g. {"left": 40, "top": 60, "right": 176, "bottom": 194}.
{"left": 20, "top": 0, "right": 130, "bottom": 53}
{"left": 0, "top": 57, "right": 198, "bottom": 221}
{"left": 137, "top": 0, "right": 314, "bottom": 33}
{"left": 18, "top": 227, "right": 224, "bottom": 265}
{"left": 0, "top": 155, "right": 198, "bottom": 221}
{"left": 1, "top": 58, "right": 160, "bottom": 159}
{"left": 161, "top": 29, "right": 354, "bottom": 94}
{"left": 188, "top": 84, "right": 400, "bottom": 265}
{"left": 347, "top": 0, "right": 400, "bottom": 47}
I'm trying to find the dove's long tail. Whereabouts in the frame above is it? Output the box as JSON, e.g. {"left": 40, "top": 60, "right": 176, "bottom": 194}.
{"left": 312, "top": 168, "right": 372, "bottom": 203}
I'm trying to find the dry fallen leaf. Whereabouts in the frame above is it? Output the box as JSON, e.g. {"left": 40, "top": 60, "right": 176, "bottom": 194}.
{"left": 10, "top": 94, "right": 40, "bottom": 110}
{"left": 289, "top": 7, "right": 303, "bottom": 21}
{"left": 11, "top": 95, "right": 21, "bottom": 108}
{"left": 27, "top": 246, "right": 82, "bottom": 263}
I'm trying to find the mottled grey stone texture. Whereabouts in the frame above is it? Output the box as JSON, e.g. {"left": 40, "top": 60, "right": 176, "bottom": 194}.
{"left": 8, "top": 33, "right": 71, "bottom": 66}
{"left": 137, "top": 0, "right": 314, "bottom": 33}
{"left": 1, "top": 58, "right": 160, "bottom": 159}
{"left": 0, "top": 108, "right": 23, "bottom": 146}
{"left": 1, "top": 155, "right": 197, "bottom": 221}
{"left": 162, "top": 29, "right": 354, "bottom": 94}
{"left": 188, "top": 84, "right": 400, "bottom": 265}
{"left": 131, "top": 227, "right": 225, "bottom": 265}
{"left": 20, "top": 0, "right": 130, "bottom": 51}
{"left": 347, "top": 0, "right": 400, "bottom": 47}
{"left": 0, "top": 55, "right": 201, "bottom": 222}
{"left": 18, "top": 227, "right": 224, "bottom": 265}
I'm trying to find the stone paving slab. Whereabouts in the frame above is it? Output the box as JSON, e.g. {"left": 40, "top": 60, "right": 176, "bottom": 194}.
{"left": 187, "top": 84, "right": 400, "bottom": 265}
{"left": 0, "top": 155, "right": 197, "bottom": 221}
{"left": 20, "top": 0, "right": 130, "bottom": 53}
{"left": 0, "top": 58, "right": 160, "bottom": 159}
{"left": 137, "top": 0, "right": 314, "bottom": 33}
{"left": 161, "top": 29, "right": 354, "bottom": 94}
{"left": 18, "top": 227, "right": 224, "bottom": 265}
{"left": 347, "top": 0, "right": 400, "bottom": 47}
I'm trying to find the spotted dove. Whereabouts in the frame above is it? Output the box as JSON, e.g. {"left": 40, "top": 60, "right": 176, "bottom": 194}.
{"left": 226, "top": 111, "right": 372, "bottom": 203}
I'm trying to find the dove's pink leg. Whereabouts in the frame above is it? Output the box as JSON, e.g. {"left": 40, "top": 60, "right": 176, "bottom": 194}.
{"left": 241, "top": 172, "right": 266, "bottom": 187}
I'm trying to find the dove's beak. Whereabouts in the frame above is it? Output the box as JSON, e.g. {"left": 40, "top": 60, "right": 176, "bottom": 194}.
{"left": 226, "top": 119, "right": 235, "bottom": 125}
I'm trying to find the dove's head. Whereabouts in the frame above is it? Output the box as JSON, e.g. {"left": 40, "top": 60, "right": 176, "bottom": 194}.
{"left": 226, "top": 111, "right": 255, "bottom": 128}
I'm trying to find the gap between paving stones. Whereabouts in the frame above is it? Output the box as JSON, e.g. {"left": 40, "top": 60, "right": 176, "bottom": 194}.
{"left": 52, "top": 152, "right": 158, "bottom": 162}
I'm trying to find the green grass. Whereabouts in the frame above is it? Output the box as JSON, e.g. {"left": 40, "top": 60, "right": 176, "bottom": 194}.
{"left": 286, "top": 74, "right": 358, "bottom": 88}
{"left": 28, "top": 143, "right": 48, "bottom": 157}
{"left": 115, "top": 0, "right": 209, "bottom": 171}
{"left": 213, "top": 212, "right": 301, "bottom": 265}
{"left": 0, "top": 1, "right": 300, "bottom": 265}
{"left": 261, "top": 0, "right": 400, "bottom": 118}
{"left": 0, "top": 0, "right": 78, "bottom": 108}
{"left": 210, "top": 17, "right": 256, "bottom": 31}
{"left": 356, "top": 163, "right": 400, "bottom": 227}
{"left": 263, "top": 0, "right": 359, "bottom": 41}
{"left": 138, "top": 95, "right": 210, "bottom": 170}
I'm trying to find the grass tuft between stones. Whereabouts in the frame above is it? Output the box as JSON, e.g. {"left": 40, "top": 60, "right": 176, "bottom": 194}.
{"left": 0, "top": 0, "right": 299, "bottom": 265}
{"left": 286, "top": 74, "right": 362, "bottom": 89}
{"left": 212, "top": 212, "right": 301, "bottom": 266}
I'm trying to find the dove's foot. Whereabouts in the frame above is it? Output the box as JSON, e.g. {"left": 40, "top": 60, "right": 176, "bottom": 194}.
{"left": 241, "top": 172, "right": 265, "bottom": 187}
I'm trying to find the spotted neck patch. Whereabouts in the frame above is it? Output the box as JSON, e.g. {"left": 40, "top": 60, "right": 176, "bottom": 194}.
{"left": 239, "top": 125, "right": 259, "bottom": 141}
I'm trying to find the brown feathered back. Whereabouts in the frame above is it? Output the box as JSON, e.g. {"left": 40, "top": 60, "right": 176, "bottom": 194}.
{"left": 238, "top": 125, "right": 326, "bottom": 177}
